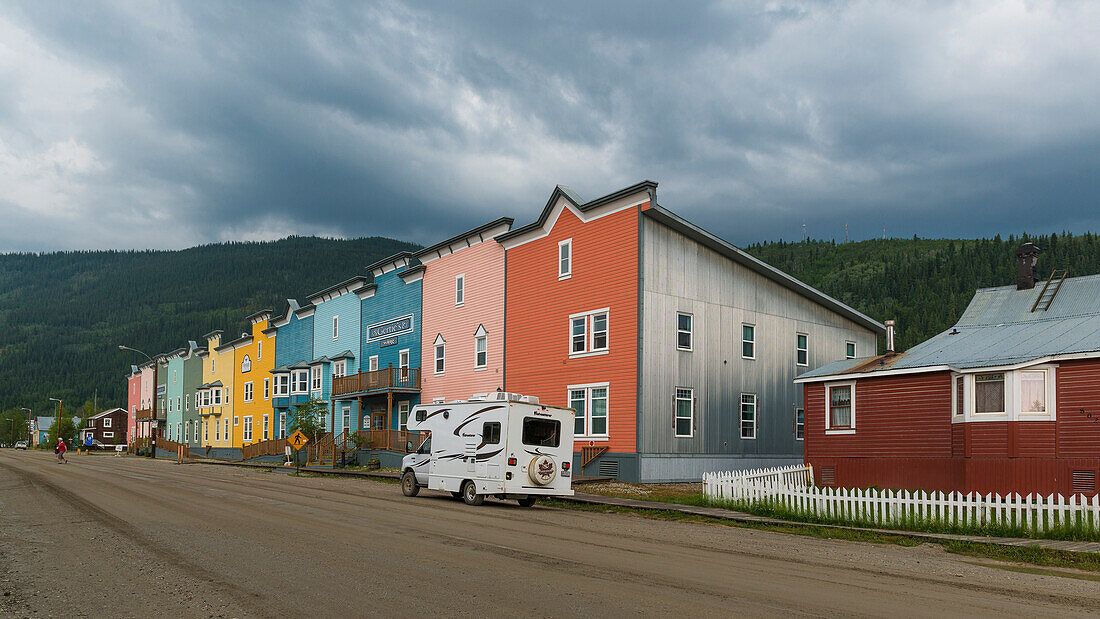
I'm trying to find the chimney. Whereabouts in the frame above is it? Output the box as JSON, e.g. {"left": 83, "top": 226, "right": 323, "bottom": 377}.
{"left": 1015, "top": 243, "right": 1042, "bottom": 290}
{"left": 885, "top": 320, "right": 896, "bottom": 354}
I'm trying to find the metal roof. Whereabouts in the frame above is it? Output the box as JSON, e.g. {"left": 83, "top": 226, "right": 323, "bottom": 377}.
{"left": 798, "top": 273, "right": 1100, "bottom": 381}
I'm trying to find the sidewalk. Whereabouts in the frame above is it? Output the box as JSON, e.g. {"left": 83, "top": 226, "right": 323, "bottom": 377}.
{"left": 566, "top": 492, "right": 1100, "bottom": 554}
{"left": 187, "top": 457, "right": 1100, "bottom": 554}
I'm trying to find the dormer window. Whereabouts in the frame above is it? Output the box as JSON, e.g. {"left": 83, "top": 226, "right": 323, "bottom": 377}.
{"left": 558, "top": 239, "right": 572, "bottom": 279}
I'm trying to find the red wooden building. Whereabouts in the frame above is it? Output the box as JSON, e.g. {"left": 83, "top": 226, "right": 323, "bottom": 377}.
{"left": 797, "top": 245, "right": 1100, "bottom": 497}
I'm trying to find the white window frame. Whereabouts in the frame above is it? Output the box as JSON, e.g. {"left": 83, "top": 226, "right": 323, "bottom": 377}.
{"left": 333, "top": 359, "right": 346, "bottom": 378}
{"left": 1018, "top": 368, "right": 1050, "bottom": 416}
{"left": 257, "top": 341, "right": 262, "bottom": 361}
{"left": 213, "top": 388, "right": 222, "bottom": 406}
{"left": 474, "top": 325, "right": 487, "bottom": 370}
{"left": 332, "top": 315, "right": 339, "bottom": 340}
{"left": 824, "top": 381, "right": 856, "bottom": 434}
{"left": 952, "top": 373, "right": 966, "bottom": 418}
{"left": 292, "top": 370, "right": 308, "bottom": 394}
{"left": 845, "top": 341, "right": 857, "bottom": 360}
{"left": 399, "top": 401, "right": 410, "bottom": 431}
{"left": 103, "top": 431, "right": 114, "bottom": 438}
{"left": 796, "top": 333, "right": 809, "bottom": 367}
{"left": 274, "top": 374, "right": 290, "bottom": 397}
{"left": 558, "top": 238, "right": 572, "bottom": 280}
{"left": 742, "top": 324, "right": 756, "bottom": 360}
{"left": 399, "top": 349, "right": 410, "bottom": 381}
{"left": 740, "top": 393, "right": 757, "bottom": 440}
{"left": 263, "top": 415, "right": 270, "bottom": 441}
{"left": 369, "top": 356, "right": 379, "bottom": 372}
{"left": 341, "top": 406, "right": 350, "bottom": 433}
{"left": 234, "top": 416, "right": 239, "bottom": 427}
{"left": 795, "top": 407, "right": 804, "bottom": 441}
{"left": 676, "top": 312, "right": 693, "bottom": 352}
{"left": 310, "top": 365, "right": 322, "bottom": 392}
{"left": 264, "top": 378, "right": 270, "bottom": 400}
{"left": 567, "top": 308, "right": 610, "bottom": 358}
{"left": 223, "top": 418, "right": 229, "bottom": 442}
{"left": 455, "top": 274, "right": 465, "bottom": 306}
{"left": 973, "top": 372, "right": 1007, "bottom": 415}
{"left": 103, "top": 417, "right": 112, "bottom": 428}
{"left": 674, "top": 387, "right": 694, "bottom": 438}
{"left": 244, "top": 381, "right": 253, "bottom": 403}
{"left": 241, "top": 355, "right": 251, "bottom": 373}
{"left": 279, "top": 412, "right": 287, "bottom": 438}
{"left": 434, "top": 336, "right": 445, "bottom": 375}
{"left": 567, "top": 382, "right": 609, "bottom": 439}
{"left": 243, "top": 416, "right": 253, "bottom": 442}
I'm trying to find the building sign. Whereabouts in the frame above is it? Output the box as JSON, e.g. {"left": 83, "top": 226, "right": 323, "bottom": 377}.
{"left": 367, "top": 314, "right": 414, "bottom": 342}
{"left": 156, "top": 385, "right": 166, "bottom": 395}
{"left": 380, "top": 336, "right": 398, "bottom": 348}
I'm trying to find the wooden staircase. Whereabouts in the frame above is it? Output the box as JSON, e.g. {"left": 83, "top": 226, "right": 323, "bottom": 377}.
{"left": 307, "top": 432, "right": 336, "bottom": 467}
{"left": 1032, "top": 269, "right": 1068, "bottom": 312}
{"left": 580, "top": 445, "right": 609, "bottom": 476}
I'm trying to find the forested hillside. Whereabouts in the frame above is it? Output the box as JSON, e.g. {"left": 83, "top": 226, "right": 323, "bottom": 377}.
{"left": 0, "top": 236, "right": 418, "bottom": 417}
{"left": 4, "top": 230, "right": 1100, "bottom": 422}
{"left": 746, "top": 232, "right": 1100, "bottom": 351}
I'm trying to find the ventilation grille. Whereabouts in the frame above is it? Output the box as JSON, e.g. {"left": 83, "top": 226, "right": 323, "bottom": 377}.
{"left": 1072, "top": 470, "right": 1097, "bottom": 495}
{"left": 819, "top": 466, "right": 836, "bottom": 486}
{"left": 597, "top": 459, "right": 619, "bottom": 478}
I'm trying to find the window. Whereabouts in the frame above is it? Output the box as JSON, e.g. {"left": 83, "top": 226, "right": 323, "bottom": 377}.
{"left": 263, "top": 415, "right": 270, "bottom": 440}
{"left": 177, "top": 422, "right": 181, "bottom": 440}
{"left": 845, "top": 342, "right": 856, "bottom": 359}
{"left": 342, "top": 407, "right": 350, "bottom": 433}
{"left": 434, "top": 337, "right": 445, "bottom": 375}
{"left": 399, "top": 349, "right": 410, "bottom": 381}
{"left": 213, "top": 389, "right": 222, "bottom": 406}
{"left": 103, "top": 431, "right": 114, "bottom": 438}
{"left": 185, "top": 421, "right": 191, "bottom": 442}
{"left": 310, "top": 366, "right": 322, "bottom": 392}
{"left": 568, "top": 309, "right": 610, "bottom": 356}
{"left": 827, "top": 384, "right": 853, "bottom": 430}
{"left": 241, "top": 355, "right": 251, "bottom": 373}
{"left": 223, "top": 418, "right": 229, "bottom": 441}
{"left": 795, "top": 407, "right": 804, "bottom": 440}
{"left": 954, "top": 375, "right": 965, "bottom": 417}
{"left": 455, "top": 274, "right": 465, "bottom": 306}
{"left": 185, "top": 394, "right": 189, "bottom": 410}
{"left": 193, "top": 422, "right": 199, "bottom": 442}
{"left": 974, "top": 373, "right": 1005, "bottom": 414}
{"left": 742, "top": 324, "right": 756, "bottom": 359}
{"left": 173, "top": 370, "right": 177, "bottom": 384}
{"left": 264, "top": 378, "right": 270, "bottom": 400}
{"left": 319, "top": 412, "right": 327, "bottom": 432}
{"left": 279, "top": 412, "right": 286, "bottom": 438}
{"left": 333, "top": 360, "right": 346, "bottom": 378}
{"left": 103, "top": 417, "right": 112, "bottom": 428}
{"left": 796, "top": 333, "right": 808, "bottom": 366}
{"left": 369, "top": 356, "right": 378, "bottom": 372}
{"left": 234, "top": 416, "right": 239, "bottom": 427}
{"left": 558, "top": 239, "right": 572, "bottom": 279}
{"left": 474, "top": 326, "right": 487, "bottom": 369}
{"left": 243, "top": 416, "right": 252, "bottom": 442}
{"left": 522, "top": 418, "right": 561, "bottom": 447}
{"left": 275, "top": 374, "right": 289, "bottom": 396}
{"left": 399, "top": 401, "right": 410, "bottom": 431}
{"left": 482, "top": 422, "right": 501, "bottom": 445}
{"left": 740, "top": 394, "right": 757, "bottom": 439}
{"left": 332, "top": 315, "right": 339, "bottom": 340}
{"left": 244, "top": 381, "right": 253, "bottom": 403}
{"left": 211, "top": 357, "right": 215, "bottom": 373}
{"left": 675, "top": 388, "right": 694, "bottom": 437}
{"left": 292, "top": 370, "right": 308, "bottom": 394}
{"left": 362, "top": 415, "right": 370, "bottom": 430}
{"left": 677, "top": 313, "right": 693, "bottom": 351}
{"left": 257, "top": 341, "right": 262, "bottom": 361}
{"left": 1020, "top": 370, "right": 1047, "bottom": 413}
{"left": 569, "top": 384, "right": 608, "bottom": 437}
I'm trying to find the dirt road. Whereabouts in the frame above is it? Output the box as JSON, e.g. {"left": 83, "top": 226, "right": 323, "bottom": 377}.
{"left": 1, "top": 450, "right": 1097, "bottom": 617}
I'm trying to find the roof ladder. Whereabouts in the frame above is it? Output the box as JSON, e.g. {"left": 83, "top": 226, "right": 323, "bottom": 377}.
{"left": 1031, "top": 269, "right": 1068, "bottom": 312}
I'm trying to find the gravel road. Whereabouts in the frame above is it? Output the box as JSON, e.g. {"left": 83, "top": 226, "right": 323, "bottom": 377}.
{"left": 1, "top": 449, "right": 1098, "bottom": 618}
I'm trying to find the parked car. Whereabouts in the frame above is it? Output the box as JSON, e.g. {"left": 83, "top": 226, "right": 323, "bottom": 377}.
{"left": 15, "top": 440, "right": 28, "bottom": 450}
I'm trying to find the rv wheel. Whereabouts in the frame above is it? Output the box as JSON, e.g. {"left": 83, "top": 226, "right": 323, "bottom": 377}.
{"left": 401, "top": 471, "right": 420, "bottom": 497}
{"left": 517, "top": 497, "right": 536, "bottom": 507}
{"left": 461, "top": 480, "right": 484, "bottom": 506}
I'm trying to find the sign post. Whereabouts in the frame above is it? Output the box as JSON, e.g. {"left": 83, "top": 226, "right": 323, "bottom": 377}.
{"left": 287, "top": 430, "right": 310, "bottom": 474}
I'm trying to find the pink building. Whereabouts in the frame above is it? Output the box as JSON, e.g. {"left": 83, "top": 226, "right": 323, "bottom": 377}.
{"left": 138, "top": 361, "right": 155, "bottom": 439}
{"left": 417, "top": 218, "right": 512, "bottom": 404}
{"left": 126, "top": 365, "right": 141, "bottom": 445}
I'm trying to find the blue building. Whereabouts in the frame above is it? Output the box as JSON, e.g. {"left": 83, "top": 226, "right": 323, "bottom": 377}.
{"left": 332, "top": 252, "right": 423, "bottom": 437}
{"left": 268, "top": 299, "right": 314, "bottom": 438}
{"left": 305, "top": 276, "right": 369, "bottom": 435}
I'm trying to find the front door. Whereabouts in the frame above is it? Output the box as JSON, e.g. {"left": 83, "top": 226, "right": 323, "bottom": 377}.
{"left": 372, "top": 406, "right": 387, "bottom": 432}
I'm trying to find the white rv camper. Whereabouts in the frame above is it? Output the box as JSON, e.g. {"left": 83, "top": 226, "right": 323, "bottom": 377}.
{"left": 400, "top": 392, "right": 575, "bottom": 506}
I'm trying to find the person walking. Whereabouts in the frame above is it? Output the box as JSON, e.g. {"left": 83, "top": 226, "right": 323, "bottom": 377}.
{"left": 55, "top": 437, "right": 67, "bottom": 464}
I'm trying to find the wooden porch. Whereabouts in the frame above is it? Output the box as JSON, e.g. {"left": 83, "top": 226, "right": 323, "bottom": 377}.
{"left": 331, "top": 366, "right": 420, "bottom": 397}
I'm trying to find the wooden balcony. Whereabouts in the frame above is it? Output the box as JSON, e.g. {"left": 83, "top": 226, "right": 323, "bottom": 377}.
{"left": 135, "top": 408, "right": 155, "bottom": 420}
{"left": 332, "top": 367, "right": 420, "bottom": 397}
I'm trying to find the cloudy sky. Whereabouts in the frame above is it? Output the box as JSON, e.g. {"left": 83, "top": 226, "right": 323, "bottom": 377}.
{"left": 1, "top": 1, "right": 1098, "bottom": 252}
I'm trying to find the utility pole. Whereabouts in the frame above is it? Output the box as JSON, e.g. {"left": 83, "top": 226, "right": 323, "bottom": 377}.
{"left": 49, "top": 397, "right": 63, "bottom": 445}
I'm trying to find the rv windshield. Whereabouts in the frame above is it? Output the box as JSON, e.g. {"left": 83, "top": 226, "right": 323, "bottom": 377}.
{"left": 521, "top": 418, "right": 560, "bottom": 448}
{"left": 417, "top": 434, "right": 431, "bottom": 454}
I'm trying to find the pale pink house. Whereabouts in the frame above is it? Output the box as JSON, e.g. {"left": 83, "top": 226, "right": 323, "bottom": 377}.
{"left": 126, "top": 366, "right": 141, "bottom": 445}
{"left": 417, "top": 218, "right": 512, "bottom": 404}
{"left": 138, "top": 362, "right": 155, "bottom": 439}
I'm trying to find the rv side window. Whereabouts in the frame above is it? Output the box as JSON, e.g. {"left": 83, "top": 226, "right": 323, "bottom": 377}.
{"left": 417, "top": 435, "right": 431, "bottom": 454}
{"left": 415, "top": 409, "right": 427, "bottom": 422}
{"left": 483, "top": 422, "right": 501, "bottom": 445}
{"left": 521, "top": 418, "right": 560, "bottom": 448}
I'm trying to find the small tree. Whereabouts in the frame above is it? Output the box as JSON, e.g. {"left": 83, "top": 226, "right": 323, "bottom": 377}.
{"left": 48, "top": 416, "right": 77, "bottom": 446}
{"left": 288, "top": 398, "right": 326, "bottom": 442}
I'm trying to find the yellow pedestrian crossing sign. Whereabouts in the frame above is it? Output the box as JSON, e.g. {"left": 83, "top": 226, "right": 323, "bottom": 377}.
{"left": 288, "top": 430, "right": 309, "bottom": 450}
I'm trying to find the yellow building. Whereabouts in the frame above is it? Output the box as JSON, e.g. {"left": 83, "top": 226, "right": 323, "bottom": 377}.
{"left": 235, "top": 311, "right": 275, "bottom": 449}
{"left": 198, "top": 330, "right": 237, "bottom": 456}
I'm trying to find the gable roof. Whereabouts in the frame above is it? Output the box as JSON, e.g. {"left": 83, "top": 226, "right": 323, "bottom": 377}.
{"left": 496, "top": 181, "right": 657, "bottom": 244}
{"left": 643, "top": 205, "right": 885, "bottom": 335}
{"left": 797, "top": 273, "right": 1100, "bottom": 382}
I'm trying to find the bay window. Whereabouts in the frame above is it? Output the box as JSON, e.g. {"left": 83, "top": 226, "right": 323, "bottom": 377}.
{"left": 1020, "top": 370, "right": 1047, "bottom": 413}
{"left": 974, "top": 373, "right": 1005, "bottom": 414}
{"left": 292, "top": 370, "right": 308, "bottom": 394}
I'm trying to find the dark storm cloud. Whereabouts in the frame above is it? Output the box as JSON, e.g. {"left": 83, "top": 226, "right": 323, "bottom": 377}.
{"left": 1, "top": 1, "right": 1098, "bottom": 251}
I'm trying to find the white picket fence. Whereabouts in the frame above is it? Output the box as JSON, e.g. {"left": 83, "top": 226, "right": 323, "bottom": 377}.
{"left": 703, "top": 465, "right": 1100, "bottom": 534}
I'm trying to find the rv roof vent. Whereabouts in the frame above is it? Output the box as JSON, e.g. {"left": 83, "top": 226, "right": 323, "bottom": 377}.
{"left": 468, "top": 393, "right": 489, "bottom": 402}
{"left": 521, "top": 395, "right": 540, "bottom": 404}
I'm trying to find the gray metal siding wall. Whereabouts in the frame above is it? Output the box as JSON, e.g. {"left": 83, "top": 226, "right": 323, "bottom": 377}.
{"left": 640, "top": 219, "right": 877, "bottom": 474}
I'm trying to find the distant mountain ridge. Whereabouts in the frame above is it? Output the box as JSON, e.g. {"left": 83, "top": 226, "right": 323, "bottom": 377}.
{"left": 4, "top": 231, "right": 1099, "bottom": 417}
